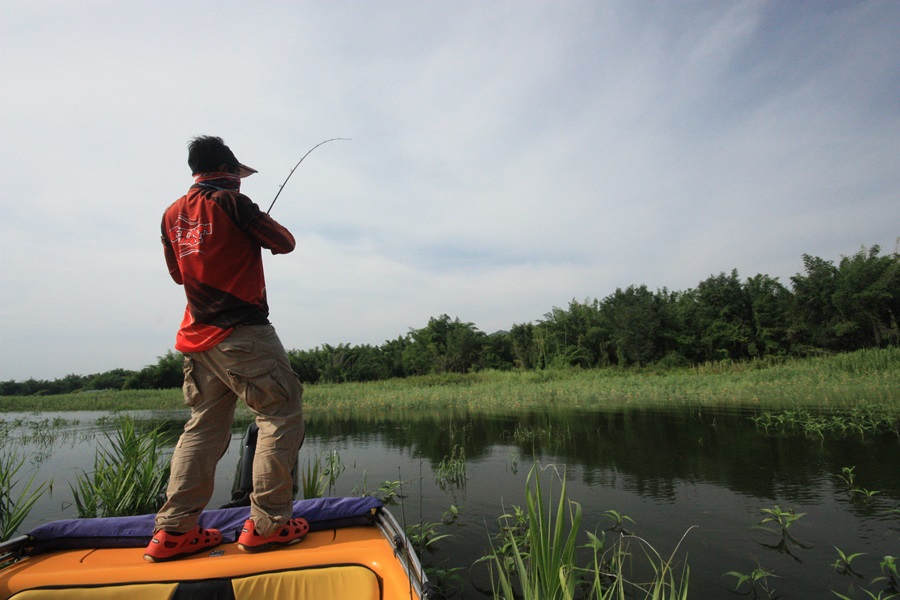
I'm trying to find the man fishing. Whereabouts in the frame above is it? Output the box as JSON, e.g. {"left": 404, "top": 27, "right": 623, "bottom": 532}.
{"left": 145, "top": 135, "right": 308, "bottom": 562}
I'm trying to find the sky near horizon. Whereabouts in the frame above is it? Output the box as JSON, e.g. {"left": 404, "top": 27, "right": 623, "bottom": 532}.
{"left": 1, "top": 1, "right": 898, "bottom": 382}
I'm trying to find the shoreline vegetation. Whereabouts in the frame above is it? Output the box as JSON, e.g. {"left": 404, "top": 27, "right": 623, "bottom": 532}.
{"left": 2, "top": 347, "right": 898, "bottom": 417}
{"left": 2, "top": 348, "right": 898, "bottom": 598}
{"left": 4, "top": 244, "right": 898, "bottom": 397}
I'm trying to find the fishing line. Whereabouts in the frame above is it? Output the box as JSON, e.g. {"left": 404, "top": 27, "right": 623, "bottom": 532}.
{"left": 266, "top": 137, "right": 351, "bottom": 214}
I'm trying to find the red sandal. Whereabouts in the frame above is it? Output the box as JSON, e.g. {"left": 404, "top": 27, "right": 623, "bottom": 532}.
{"left": 237, "top": 517, "right": 309, "bottom": 553}
{"left": 143, "top": 526, "right": 223, "bottom": 562}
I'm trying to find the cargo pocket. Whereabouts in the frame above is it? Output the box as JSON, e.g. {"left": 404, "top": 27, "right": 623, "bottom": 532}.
{"left": 182, "top": 356, "right": 201, "bottom": 407}
{"left": 228, "top": 358, "right": 285, "bottom": 412}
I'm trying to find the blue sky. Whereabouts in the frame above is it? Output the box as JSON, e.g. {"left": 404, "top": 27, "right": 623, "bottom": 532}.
{"left": 1, "top": 1, "right": 898, "bottom": 381}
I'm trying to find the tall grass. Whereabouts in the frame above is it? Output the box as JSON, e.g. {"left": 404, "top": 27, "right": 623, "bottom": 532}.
{"left": 300, "top": 453, "right": 327, "bottom": 500}
{"left": 484, "top": 464, "right": 582, "bottom": 600}
{"left": 0, "top": 451, "right": 51, "bottom": 541}
{"left": 582, "top": 530, "right": 692, "bottom": 600}
{"left": 70, "top": 416, "right": 170, "bottom": 517}
{"left": 303, "top": 347, "right": 900, "bottom": 414}
{"left": 434, "top": 445, "right": 467, "bottom": 489}
{"left": 482, "top": 464, "right": 692, "bottom": 600}
{"left": 3, "top": 348, "right": 898, "bottom": 416}
{"left": 0, "top": 389, "right": 183, "bottom": 412}
{"left": 300, "top": 450, "right": 345, "bottom": 499}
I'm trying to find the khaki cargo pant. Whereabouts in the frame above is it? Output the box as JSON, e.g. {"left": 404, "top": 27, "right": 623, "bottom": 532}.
{"left": 155, "top": 324, "right": 305, "bottom": 537}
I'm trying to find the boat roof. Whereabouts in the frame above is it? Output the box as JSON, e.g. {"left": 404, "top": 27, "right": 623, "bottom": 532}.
{"left": 0, "top": 497, "right": 432, "bottom": 600}
{"left": 25, "top": 496, "right": 383, "bottom": 555}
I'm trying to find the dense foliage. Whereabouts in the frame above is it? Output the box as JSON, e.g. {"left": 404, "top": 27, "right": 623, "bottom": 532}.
{"left": 2, "top": 244, "right": 897, "bottom": 395}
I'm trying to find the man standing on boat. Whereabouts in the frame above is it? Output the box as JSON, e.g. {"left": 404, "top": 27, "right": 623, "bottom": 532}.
{"left": 145, "top": 135, "right": 309, "bottom": 562}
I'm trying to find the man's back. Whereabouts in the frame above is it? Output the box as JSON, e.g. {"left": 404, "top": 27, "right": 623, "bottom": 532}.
{"left": 161, "top": 185, "right": 294, "bottom": 353}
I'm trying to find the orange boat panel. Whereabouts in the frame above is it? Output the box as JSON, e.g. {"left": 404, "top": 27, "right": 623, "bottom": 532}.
{"left": 0, "top": 528, "right": 421, "bottom": 600}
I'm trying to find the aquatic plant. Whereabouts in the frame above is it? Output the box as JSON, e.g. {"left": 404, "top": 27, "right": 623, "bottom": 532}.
{"left": 507, "top": 451, "right": 519, "bottom": 474}
{"left": 485, "top": 503, "right": 529, "bottom": 572}
{"left": 754, "top": 504, "right": 806, "bottom": 535}
{"left": 507, "top": 423, "right": 573, "bottom": 445}
{"left": 839, "top": 466, "right": 858, "bottom": 491}
{"left": 300, "top": 449, "right": 345, "bottom": 499}
{"left": 322, "top": 449, "right": 344, "bottom": 494}
{"left": 751, "top": 407, "right": 897, "bottom": 440}
{"left": 873, "top": 555, "right": 899, "bottom": 594}
{"left": 482, "top": 464, "right": 581, "bottom": 600}
{"left": 374, "top": 479, "right": 406, "bottom": 505}
{"left": 70, "top": 416, "right": 169, "bottom": 518}
{"left": 880, "top": 555, "right": 898, "bottom": 579}
{"left": 349, "top": 470, "right": 407, "bottom": 505}
{"left": 300, "top": 453, "right": 327, "bottom": 499}
{"left": 405, "top": 519, "right": 452, "bottom": 556}
{"left": 833, "top": 587, "right": 899, "bottom": 600}
{"left": 441, "top": 504, "right": 460, "bottom": 525}
{"left": 434, "top": 445, "right": 467, "bottom": 489}
{"left": 723, "top": 563, "right": 779, "bottom": 598}
{"left": 602, "top": 509, "right": 636, "bottom": 534}
{"left": 833, "top": 546, "right": 866, "bottom": 577}
{"left": 588, "top": 530, "right": 692, "bottom": 600}
{"left": 753, "top": 504, "right": 812, "bottom": 560}
{"left": 402, "top": 503, "right": 463, "bottom": 599}
{"left": 481, "top": 464, "right": 691, "bottom": 599}
{"left": 423, "top": 565, "right": 466, "bottom": 600}
{"left": 837, "top": 466, "right": 883, "bottom": 502}
{"left": 855, "top": 487, "right": 882, "bottom": 501}
{"left": 0, "top": 451, "right": 51, "bottom": 541}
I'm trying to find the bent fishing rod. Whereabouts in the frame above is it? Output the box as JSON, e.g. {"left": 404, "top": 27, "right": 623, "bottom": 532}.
{"left": 266, "top": 137, "right": 351, "bottom": 214}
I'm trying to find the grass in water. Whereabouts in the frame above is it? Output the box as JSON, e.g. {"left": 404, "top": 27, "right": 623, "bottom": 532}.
{"left": 481, "top": 464, "right": 691, "bottom": 600}
{"left": 723, "top": 563, "right": 779, "bottom": 599}
{"left": 70, "top": 416, "right": 170, "bottom": 518}
{"left": 300, "top": 453, "right": 327, "bottom": 500}
{"left": 750, "top": 407, "right": 897, "bottom": 439}
{"left": 434, "top": 445, "right": 467, "bottom": 490}
{"left": 483, "top": 464, "right": 582, "bottom": 600}
{"left": 0, "top": 451, "right": 51, "bottom": 542}
{"left": 584, "top": 529, "right": 692, "bottom": 600}
{"left": 300, "top": 449, "right": 345, "bottom": 499}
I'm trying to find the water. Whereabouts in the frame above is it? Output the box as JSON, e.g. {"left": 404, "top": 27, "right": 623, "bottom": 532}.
{"left": 2, "top": 407, "right": 898, "bottom": 599}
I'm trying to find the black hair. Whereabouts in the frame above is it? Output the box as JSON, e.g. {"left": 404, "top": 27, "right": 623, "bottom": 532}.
{"left": 187, "top": 135, "right": 240, "bottom": 174}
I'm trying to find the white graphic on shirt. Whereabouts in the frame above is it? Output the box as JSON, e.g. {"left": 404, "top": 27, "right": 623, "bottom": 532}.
{"left": 169, "top": 215, "right": 212, "bottom": 257}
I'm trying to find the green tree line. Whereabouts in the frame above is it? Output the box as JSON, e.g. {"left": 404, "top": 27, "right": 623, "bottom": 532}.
{"left": 2, "top": 244, "right": 897, "bottom": 395}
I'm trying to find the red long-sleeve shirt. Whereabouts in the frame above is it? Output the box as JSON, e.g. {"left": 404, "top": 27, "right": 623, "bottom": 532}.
{"left": 161, "top": 185, "right": 295, "bottom": 352}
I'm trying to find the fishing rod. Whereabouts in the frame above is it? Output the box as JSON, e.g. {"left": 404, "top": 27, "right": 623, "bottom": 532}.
{"left": 266, "top": 137, "right": 351, "bottom": 214}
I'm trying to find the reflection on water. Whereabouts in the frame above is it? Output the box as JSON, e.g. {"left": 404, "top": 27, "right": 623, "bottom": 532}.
{"left": 2, "top": 407, "right": 898, "bottom": 599}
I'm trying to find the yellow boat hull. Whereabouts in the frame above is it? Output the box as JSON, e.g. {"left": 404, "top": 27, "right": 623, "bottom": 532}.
{"left": 1, "top": 516, "right": 428, "bottom": 599}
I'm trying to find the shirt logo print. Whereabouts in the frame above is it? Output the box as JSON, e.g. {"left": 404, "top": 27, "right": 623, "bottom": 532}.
{"left": 169, "top": 215, "right": 212, "bottom": 257}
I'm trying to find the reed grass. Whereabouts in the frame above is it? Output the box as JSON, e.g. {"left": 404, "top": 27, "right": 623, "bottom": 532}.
{"left": 3, "top": 348, "right": 898, "bottom": 416}
{"left": 0, "top": 451, "right": 51, "bottom": 541}
{"left": 434, "top": 445, "right": 467, "bottom": 490}
{"left": 587, "top": 531, "right": 692, "bottom": 600}
{"left": 300, "top": 450, "right": 345, "bottom": 499}
{"left": 483, "top": 464, "right": 582, "bottom": 600}
{"left": 300, "top": 453, "right": 327, "bottom": 500}
{"left": 0, "top": 389, "right": 184, "bottom": 412}
{"left": 70, "top": 416, "right": 170, "bottom": 518}
{"left": 298, "top": 347, "right": 900, "bottom": 415}
{"left": 482, "top": 464, "right": 692, "bottom": 600}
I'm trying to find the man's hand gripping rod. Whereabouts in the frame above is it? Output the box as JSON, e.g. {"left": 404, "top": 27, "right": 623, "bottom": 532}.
{"left": 266, "top": 138, "right": 351, "bottom": 214}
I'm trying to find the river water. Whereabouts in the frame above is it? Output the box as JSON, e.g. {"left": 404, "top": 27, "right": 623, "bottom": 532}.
{"left": 2, "top": 407, "right": 898, "bottom": 599}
